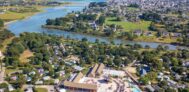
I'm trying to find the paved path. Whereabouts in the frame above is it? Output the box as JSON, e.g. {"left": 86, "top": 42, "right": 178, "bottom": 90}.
{"left": 124, "top": 60, "right": 139, "bottom": 85}
{"left": 0, "top": 66, "right": 5, "bottom": 83}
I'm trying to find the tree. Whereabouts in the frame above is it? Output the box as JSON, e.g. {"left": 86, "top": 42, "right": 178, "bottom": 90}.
{"left": 0, "top": 19, "right": 4, "bottom": 27}
{"left": 46, "top": 19, "right": 55, "bottom": 25}
{"left": 178, "top": 88, "right": 189, "bottom": 92}
{"left": 0, "top": 83, "right": 8, "bottom": 88}
{"left": 139, "top": 76, "right": 149, "bottom": 85}
{"left": 97, "top": 16, "right": 105, "bottom": 25}
{"left": 165, "top": 88, "right": 176, "bottom": 92}
{"left": 145, "top": 45, "right": 150, "bottom": 49}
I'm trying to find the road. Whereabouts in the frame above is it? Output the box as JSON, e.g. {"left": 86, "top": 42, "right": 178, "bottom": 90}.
{"left": 124, "top": 60, "right": 139, "bottom": 85}
{"left": 0, "top": 65, "right": 5, "bottom": 83}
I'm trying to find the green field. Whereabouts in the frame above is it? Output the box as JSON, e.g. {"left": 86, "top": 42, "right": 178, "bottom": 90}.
{"left": 36, "top": 88, "right": 48, "bottom": 92}
{"left": 105, "top": 17, "right": 151, "bottom": 32}
{"left": 0, "top": 6, "right": 45, "bottom": 22}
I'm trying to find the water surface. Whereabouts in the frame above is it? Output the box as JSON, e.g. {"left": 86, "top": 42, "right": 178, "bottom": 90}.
{"left": 7, "top": 0, "right": 184, "bottom": 50}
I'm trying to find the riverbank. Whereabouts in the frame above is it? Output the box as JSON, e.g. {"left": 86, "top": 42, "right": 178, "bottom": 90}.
{"left": 42, "top": 25, "right": 180, "bottom": 45}
{"left": 3, "top": 2, "right": 72, "bottom": 26}
{"left": 6, "top": 0, "right": 185, "bottom": 50}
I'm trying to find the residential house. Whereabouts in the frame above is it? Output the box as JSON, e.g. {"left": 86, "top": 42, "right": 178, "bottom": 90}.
{"left": 144, "top": 31, "right": 153, "bottom": 36}
{"left": 8, "top": 85, "right": 14, "bottom": 92}
{"left": 182, "top": 61, "right": 189, "bottom": 67}
{"left": 59, "top": 71, "right": 65, "bottom": 76}
{"left": 133, "top": 29, "right": 143, "bottom": 36}
{"left": 161, "top": 31, "right": 169, "bottom": 37}
{"left": 24, "top": 87, "right": 33, "bottom": 92}
{"left": 170, "top": 32, "right": 182, "bottom": 38}
{"left": 35, "top": 80, "right": 43, "bottom": 85}
{"left": 140, "top": 69, "right": 147, "bottom": 76}
{"left": 73, "top": 65, "right": 84, "bottom": 71}
{"left": 140, "top": 66, "right": 150, "bottom": 76}
{"left": 146, "top": 85, "right": 155, "bottom": 92}
{"left": 43, "top": 76, "right": 51, "bottom": 81}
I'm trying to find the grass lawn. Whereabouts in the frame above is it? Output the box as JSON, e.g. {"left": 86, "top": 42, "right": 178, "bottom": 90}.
{"left": 105, "top": 17, "right": 151, "bottom": 32}
{"left": 134, "top": 36, "right": 177, "bottom": 43}
{"left": 5, "top": 68, "right": 20, "bottom": 75}
{"left": 0, "top": 6, "right": 45, "bottom": 22}
{"left": 19, "top": 49, "right": 33, "bottom": 63}
{"left": 0, "top": 11, "right": 34, "bottom": 21}
{"left": 36, "top": 88, "right": 48, "bottom": 92}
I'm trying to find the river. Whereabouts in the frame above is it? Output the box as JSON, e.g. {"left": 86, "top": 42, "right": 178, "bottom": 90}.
{"left": 7, "top": 0, "right": 184, "bottom": 50}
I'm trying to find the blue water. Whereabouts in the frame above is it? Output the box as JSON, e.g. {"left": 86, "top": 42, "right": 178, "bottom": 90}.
{"left": 7, "top": 0, "right": 185, "bottom": 50}
{"left": 132, "top": 88, "right": 141, "bottom": 92}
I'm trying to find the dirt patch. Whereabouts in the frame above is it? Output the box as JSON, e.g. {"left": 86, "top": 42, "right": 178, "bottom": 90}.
{"left": 125, "top": 67, "right": 137, "bottom": 74}
{"left": 19, "top": 49, "right": 33, "bottom": 63}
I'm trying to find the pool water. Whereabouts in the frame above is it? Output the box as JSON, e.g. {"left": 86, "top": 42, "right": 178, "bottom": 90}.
{"left": 132, "top": 87, "right": 141, "bottom": 92}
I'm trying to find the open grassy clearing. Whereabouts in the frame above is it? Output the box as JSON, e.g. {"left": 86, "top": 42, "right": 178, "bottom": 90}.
{"left": 134, "top": 36, "right": 177, "bottom": 43}
{"left": 19, "top": 49, "right": 33, "bottom": 63}
{"left": 105, "top": 17, "right": 151, "bottom": 32}
{"left": 36, "top": 88, "right": 48, "bottom": 92}
{"left": 0, "top": 6, "right": 45, "bottom": 22}
{"left": 5, "top": 68, "right": 20, "bottom": 75}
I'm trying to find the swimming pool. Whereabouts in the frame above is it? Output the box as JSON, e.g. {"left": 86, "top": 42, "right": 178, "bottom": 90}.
{"left": 132, "top": 87, "right": 141, "bottom": 92}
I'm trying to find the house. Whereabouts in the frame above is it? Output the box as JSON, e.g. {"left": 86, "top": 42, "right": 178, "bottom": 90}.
{"left": 133, "top": 29, "right": 143, "bottom": 36}
{"left": 0, "top": 89, "right": 4, "bottom": 92}
{"left": 144, "top": 31, "right": 153, "bottom": 36}
{"left": 65, "top": 62, "right": 73, "bottom": 66}
{"left": 140, "top": 66, "right": 150, "bottom": 76}
{"left": 157, "top": 72, "right": 164, "bottom": 81}
{"left": 37, "top": 68, "right": 44, "bottom": 76}
{"left": 24, "top": 87, "right": 33, "bottom": 92}
{"left": 35, "top": 80, "right": 43, "bottom": 85}
{"left": 89, "top": 21, "right": 99, "bottom": 30}
{"left": 54, "top": 79, "right": 59, "bottom": 84}
{"left": 175, "top": 74, "right": 181, "bottom": 80}
{"left": 170, "top": 33, "right": 182, "bottom": 38}
{"left": 161, "top": 31, "right": 169, "bottom": 37}
{"left": 43, "top": 76, "right": 50, "bottom": 81}
{"left": 29, "top": 71, "right": 36, "bottom": 75}
{"left": 27, "top": 77, "right": 32, "bottom": 82}
{"left": 8, "top": 85, "right": 14, "bottom": 92}
{"left": 186, "top": 33, "right": 189, "bottom": 38}
{"left": 168, "top": 80, "right": 177, "bottom": 86}
{"left": 73, "top": 65, "right": 83, "bottom": 71}
{"left": 182, "top": 61, "right": 189, "bottom": 67}
{"left": 11, "top": 76, "right": 17, "bottom": 81}
{"left": 59, "top": 71, "right": 65, "bottom": 76}
{"left": 140, "top": 69, "right": 147, "bottom": 76}
{"left": 153, "top": 85, "right": 161, "bottom": 92}
{"left": 0, "top": 51, "right": 4, "bottom": 60}
{"left": 146, "top": 85, "right": 155, "bottom": 92}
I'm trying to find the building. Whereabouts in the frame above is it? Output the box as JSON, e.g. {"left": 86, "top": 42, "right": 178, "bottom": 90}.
{"left": 170, "top": 32, "right": 182, "bottom": 38}
{"left": 133, "top": 29, "right": 143, "bottom": 36}
{"left": 88, "top": 63, "right": 105, "bottom": 77}
{"left": 63, "top": 81, "right": 97, "bottom": 92}
{"left": 61, "top": 72, "right": 97, "bottom": 92}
